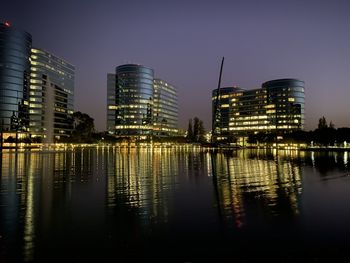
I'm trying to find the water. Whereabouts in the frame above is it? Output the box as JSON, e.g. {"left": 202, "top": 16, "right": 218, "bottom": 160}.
{"left": 1, "top": 146, "right": 350, "bottom": 262}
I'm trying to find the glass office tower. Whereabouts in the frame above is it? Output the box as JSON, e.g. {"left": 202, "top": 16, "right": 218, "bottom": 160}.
{"left": 153, "top": 79, "right": 178, "bottom": 136}
{"left": 107, "top": 64, "right": 179, "bottom": 138}
{"left": 114, "top": 64, "right": 154, "bottom": 137}
{"left": 212, "top": 79, "right": 305, "bottom": 141}
{"left": 262, "top": 79, "right": 305, "bottom": 131}
{"left": 0, "top": 21, "right": 31, "bottom": 131}
{"left": 106, "top": 73, "right": 116, "bottom": 133}
{"left": 30, "top": 48, "right": 74, "bottom": 140}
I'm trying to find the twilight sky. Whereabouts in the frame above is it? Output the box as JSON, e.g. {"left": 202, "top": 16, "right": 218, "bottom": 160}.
{"left": 2, "top": 0, "right": 350, "bottom": 131}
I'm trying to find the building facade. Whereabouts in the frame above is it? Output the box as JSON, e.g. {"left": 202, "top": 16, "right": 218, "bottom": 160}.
{"left": 153, "top": 79, "right": 178, "bottom": 136}
{"left": 106, "top": 73, "right": 116, "bottom": 133}
{"left": 212, "top": 86, "right": 243, "bottom": 141}
{"left": 107, "top": 64, "right": 178, "bottom": 138}
{"left": 0, "top": 21, "right": 31, "bottom": 132}
{"left": 30, "top": 48, "right": 74, "bottom": 140}
{"left": 212, "top": 79, "right": 305, "bottom": 142}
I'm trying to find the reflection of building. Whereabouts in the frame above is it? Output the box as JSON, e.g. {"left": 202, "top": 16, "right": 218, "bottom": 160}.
{"left": 0, "top": 21, "right": 31, "bottom": 132}
{"left": 106, "top": 147, "right": 179, "bottom": 223}
{"left": 29, "top": 48, "right": 75, "bottom": 140}
{"left": 211, "top": 151, "right": 302, "bottom": 227}
{"left": 212, "top": 79, "right": 305, "bottom": 142}
{"left": 107, "top": 64, "right": 178, "bottom": 138}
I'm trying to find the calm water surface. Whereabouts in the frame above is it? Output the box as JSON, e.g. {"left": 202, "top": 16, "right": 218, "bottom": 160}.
{"left": 1, "top": 146, "right": 350, "bottom": 262}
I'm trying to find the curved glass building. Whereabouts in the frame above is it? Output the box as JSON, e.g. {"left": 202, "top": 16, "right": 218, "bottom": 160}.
{"left": 0, "top": 22, "right": 32, "bottom": 131}
{"left": 212, "top": 78, "right": 305, "bottom": 142}
{"left": 114, "top": 64, "right": 154, "bottom": 137}
{"left": 107, "top": 64, "right": 179, "bottom": 138}
{"left": 262, "top": 79, "right": 305, "bottom": 131}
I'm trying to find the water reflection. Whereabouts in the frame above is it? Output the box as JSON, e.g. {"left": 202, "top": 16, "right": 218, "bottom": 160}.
{"left": 105, "top": 147, "right": 180, "bottom": 224}
{"left": 307, "top": 151, "right": 350, "bottom": 176}
{"left": 1, "top": 147, "right": 350, "bottom": 261}
{"left": 210, "top": 150, "right": 302, "bottom": 230}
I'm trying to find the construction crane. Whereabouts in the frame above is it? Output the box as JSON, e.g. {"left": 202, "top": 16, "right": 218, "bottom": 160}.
{"left": 211, "top": 57, "right": 224, "bottom": 143}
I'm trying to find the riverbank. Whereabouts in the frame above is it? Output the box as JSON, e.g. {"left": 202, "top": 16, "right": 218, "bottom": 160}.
{"left": 1, "top": 142, "right": 350, "bottom": 152}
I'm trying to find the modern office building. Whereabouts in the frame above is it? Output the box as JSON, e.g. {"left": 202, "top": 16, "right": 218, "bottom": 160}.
{"left": 212, "top": 86, "right": 243, "bottom": 141}
{"left": 106, "top": 73, "right": 116, "bottom": 133}
{"left": 212, "top": 79, "right": 305, "bottom": 142}
{"left": 153, "top": 79, "right": 178, "bottom": 136}
{"left": 107, "top": 64, "right": 178, "bottom": 138}
{"left": 0, "top": 21, "right": 31, "bottom": 132}
{"left": 30, "top": 48, "right": 74, "bottom": 140}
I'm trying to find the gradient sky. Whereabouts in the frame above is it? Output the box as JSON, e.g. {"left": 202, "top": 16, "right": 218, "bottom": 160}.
{"left": 2, "top": 0, "right": 350, "bottom": 131}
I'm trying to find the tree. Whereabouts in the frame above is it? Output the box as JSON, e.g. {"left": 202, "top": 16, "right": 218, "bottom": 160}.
{"left": 187, "top": 119, "right": 193, "bottom": 141}
{"left": 198, "top": 120, "right": 206, "bottom": 142}
{"left": 318, "top": 116, "right": 328, "bottom": 129}
{"left": 71, "top": 111, "right": 95, "bottom": 142}
{"left": 193, "top": 117, "right": 200, "bottom": 141}
{"left": 192, "top": 117, "right": 206, "bottom": 142}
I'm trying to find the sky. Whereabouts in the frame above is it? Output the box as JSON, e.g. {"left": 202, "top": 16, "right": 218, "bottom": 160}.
{"left": 2, "top": 0, "right": 350, "bottom": 131}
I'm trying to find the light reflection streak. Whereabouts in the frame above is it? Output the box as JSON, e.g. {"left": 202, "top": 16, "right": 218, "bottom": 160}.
{"left": 211, "top": 149, "right": 302, "bottom": 228}
{"left": 106, "top": 146, "right": 180, "bottom": 224}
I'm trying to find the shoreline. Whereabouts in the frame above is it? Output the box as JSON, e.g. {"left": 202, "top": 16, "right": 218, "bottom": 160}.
{"left": 1, "top": 142, "right": 350, "bottom": 152}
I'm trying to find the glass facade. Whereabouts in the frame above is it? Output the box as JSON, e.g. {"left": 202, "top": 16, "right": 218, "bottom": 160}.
{"left": 212, "top": 79, "right": 305, "bottom": 141}
{"left": 106, "top": 73, "right": 116, "bottom": 133}
{"left": 153, "top": 79, "right": 178, "bottom": 136}
{"left": 114, "top": 64, "right": 154, "bottom": 137}
{"left": 212, "top": 86, "right": 243, "bottom": 141}
{"left": 107, "top": 64, "right": 179, "bottom": 138}
{"left": 0, "top": 22, "right": 32, "bottom": 131}
{"left": 30, "top": 48, "right": 74, "bottom": 139}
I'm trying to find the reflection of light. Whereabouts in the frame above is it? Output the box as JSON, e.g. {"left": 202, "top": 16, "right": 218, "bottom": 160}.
{"left": 106, "top": 145, "right": 182, "bottom": 223}
{"left": 23, "top": 153, "right": 36, "bottom": 262}
{"left": 23, "top": 170, "right": 35, "bottom": 260}
{"left": 344, "top": 152, "right": 348, "bottom": 167}
{"left": 214, "top": 150, "right": 302, "bottom": 227}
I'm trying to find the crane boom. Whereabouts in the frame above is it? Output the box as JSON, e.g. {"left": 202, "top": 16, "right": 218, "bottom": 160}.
{"left": 211, "top": 57, "right": 224, "bottom": 143}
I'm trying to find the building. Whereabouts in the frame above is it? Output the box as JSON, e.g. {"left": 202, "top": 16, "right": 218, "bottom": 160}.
{"left": 212, "top": 79, "right": 305, "bottom": 142}
{"left": 106, "top": 73, "right": 116, "bottom": 133}
{"left": 0, "top": 21, "right": 31, "bottom": 132}
{"left": 153, "top": 79, "right": 178, "bottom": 136}
{"left": 212, "top": 86, "right": 242, "bottom": 141}
{"left": 29, "top": 48, "right": 75, "bottom": 140}
{"left": 113, "top": 64, "right": 154, "bottom": 138}
{"left": 107, "top": 64, "right": 178, "bottom": 138}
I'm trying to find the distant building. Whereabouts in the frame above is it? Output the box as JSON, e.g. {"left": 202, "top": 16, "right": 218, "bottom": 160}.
{"left": 0, "top": 21, "right": 31, "bottom": 132}
{"left": 29, "top": 48, "right": 75, "bottom": 140}
{"left": 212, "top": 79, "right": 305, "bottom": 142}
{"left": 153, "top": 79, "right": 178, "bottom": 136}
{"left": 106, "top": 73, "right": 116, "bottom": 133}
{"left": 212, "top": 86, "right": 243, "bottom": 141}
{"left": 107, "top": 64, "right": 178, "bottom": 138}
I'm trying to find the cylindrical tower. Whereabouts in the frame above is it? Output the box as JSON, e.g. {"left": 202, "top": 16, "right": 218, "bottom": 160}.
{"left": 0, "top": 21, "right": 32, "bottom": 131}
{"left": 262, "top": 78, "right": 305, "bottom": 130}
{"left": 115, "top": 64, "right": 154, "bottom": 137}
